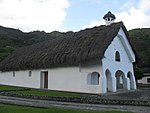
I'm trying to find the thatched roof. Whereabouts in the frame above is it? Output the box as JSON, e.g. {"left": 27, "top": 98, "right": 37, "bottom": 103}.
{"left": 0, "top": 22, "right": 130, "bottom": 71}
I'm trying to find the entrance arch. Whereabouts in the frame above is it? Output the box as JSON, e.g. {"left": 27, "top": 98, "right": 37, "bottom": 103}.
{"left": 115, "top": 70, "right": 126, "bottom": 90}
{"left": 127, "top": 72, "right": 135, "bottom": 89}
{"left": 105, "top": 69, "right": 112, "bottom": 92}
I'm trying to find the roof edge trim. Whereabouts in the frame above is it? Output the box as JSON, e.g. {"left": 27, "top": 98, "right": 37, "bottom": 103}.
{"left": 117, "top": 28, "right": 135, "bottom": 62}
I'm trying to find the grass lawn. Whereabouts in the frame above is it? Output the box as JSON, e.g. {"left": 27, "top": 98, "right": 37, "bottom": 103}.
{"left": 11, "top": 89, "right": 83, "bottom": 97}
{"left": 0, "top": 104, "right": 134, "bottom": 113}
{"left": 0, "top": 85, "right": 83, "bottom": 97}
{"left": 0, "top": 85, "right": 23, "bottom": 90}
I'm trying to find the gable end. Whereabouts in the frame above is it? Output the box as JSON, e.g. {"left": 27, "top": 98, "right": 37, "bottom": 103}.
{"left": 117, "top": 28, "right": 135, "bottom": 62}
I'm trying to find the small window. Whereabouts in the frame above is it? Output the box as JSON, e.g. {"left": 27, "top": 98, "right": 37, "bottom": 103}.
{"left": 91, "top": 72, "right": 100, "bottom": 85}
{"left": 29, "top": 71, "right": 32, "bottom": 77}
{"left": 115, "top": 51, "right": 121, "bottom": 62}
{"left": 147, "top": 78, "right": 150, "bottom": 83}
{"left": 13, "top": 71, "right": 15, "bottom": 77}
{"left": 108, "top": 18, "right": 110, "bottom": 21}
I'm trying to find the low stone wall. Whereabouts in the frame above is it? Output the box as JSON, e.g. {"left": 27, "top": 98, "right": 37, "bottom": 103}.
{"left": 0, "top": 92, "right": 149, "bottom": 106}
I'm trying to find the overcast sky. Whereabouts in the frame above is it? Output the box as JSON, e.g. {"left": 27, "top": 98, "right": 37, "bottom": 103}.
{"left": 0, "top": 0, "right": 150, "bottom": 32}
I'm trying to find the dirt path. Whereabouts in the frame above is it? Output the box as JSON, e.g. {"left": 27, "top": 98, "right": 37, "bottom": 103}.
{"left": 0, "top": 95, "right": 150, "bottom": 113}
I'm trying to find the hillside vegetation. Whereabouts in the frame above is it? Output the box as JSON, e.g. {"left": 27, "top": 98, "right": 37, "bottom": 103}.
{"left": 0, "top": 25, "right": 149, "bottom": 73}
{"left": 0, "top": 26, "right": 64, "bottom": 61}
{"left": 129, "top": 28, "right": 150, "bottom": 73}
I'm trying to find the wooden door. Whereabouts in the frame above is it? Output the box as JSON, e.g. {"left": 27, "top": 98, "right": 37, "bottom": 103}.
{"left": 44, "top": 72, "right": 48, "bottom": 88}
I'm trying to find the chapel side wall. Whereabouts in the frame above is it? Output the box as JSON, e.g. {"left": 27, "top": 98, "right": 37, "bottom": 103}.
{"left": 0, "top": 70, "right": 40, "bottom": 88}
{"left": 0, "top": 64, "right": 103, "bottom": 94}
{"left": 49, "top": 67, "right": 82, "bottom": 93}
{"left": 49, "top": 64, "right": 102, "bottom": 94}
{"left": 80, "top": 61, "right": 103, "bottom": 93}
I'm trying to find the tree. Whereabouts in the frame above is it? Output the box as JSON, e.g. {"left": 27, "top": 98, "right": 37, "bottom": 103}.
{"left": 134, "top": 67, "right": 143, "bottom": 87}
{"left": 134, "top": 67, "right": 143, "bottom": 80}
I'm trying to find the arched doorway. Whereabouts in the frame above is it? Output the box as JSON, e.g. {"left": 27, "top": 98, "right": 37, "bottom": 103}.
{"left": 127, "top": 72, "right": 135, "bottom": 89}
{"left": 105, "top": 69, "right": 112, "bottom": 92}
{"left": 115, "top": 70, "right": 126, "bottom": 90}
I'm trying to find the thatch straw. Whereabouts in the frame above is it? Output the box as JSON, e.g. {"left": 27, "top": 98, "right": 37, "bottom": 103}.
{"left": 0, "top": 22, "right": 131, "bottom": 71}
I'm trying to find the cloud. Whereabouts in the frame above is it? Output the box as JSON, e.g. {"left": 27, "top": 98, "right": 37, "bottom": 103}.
{"left": 116, "top": 7, "right": 150, "bottom": 30}
{"left": 0, "top": 0, "right": 70, "bottom": 32}
{"left": 139, "top": 0, "right": 150, "bottom": 12}
{"left": 83, "top": 20, "right": 105, "bottom": 30}
{"left": 83, "top": 0, "right": 150, "bottom": 30}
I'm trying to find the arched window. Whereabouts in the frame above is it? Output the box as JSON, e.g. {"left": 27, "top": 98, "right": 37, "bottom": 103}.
{"left": 91, "top": 72, "right": 100, "bottom": 85}
{"left": 115, "top": 51, "right": 121, "bottom": 62}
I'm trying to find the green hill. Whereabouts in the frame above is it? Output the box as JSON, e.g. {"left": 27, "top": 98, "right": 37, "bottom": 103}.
{"left": 0, "top": 25, "right": 149, "bottom": 73}
{"left": 0, "top": 26, "right": 64, "bottom": 61}
{"left": 129, "top": 28, "right": 150, "bottom": 73}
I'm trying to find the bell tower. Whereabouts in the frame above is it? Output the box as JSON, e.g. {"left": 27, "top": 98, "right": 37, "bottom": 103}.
{"left": 103, "top": 11, "right": 116, "bottom": 26}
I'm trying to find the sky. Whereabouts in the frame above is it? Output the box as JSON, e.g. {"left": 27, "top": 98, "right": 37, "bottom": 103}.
{"left": 0, "top": 0, "right": 150, "bottom": 32}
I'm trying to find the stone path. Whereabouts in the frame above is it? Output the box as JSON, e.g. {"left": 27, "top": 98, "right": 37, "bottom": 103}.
{"left": 0, "top": 95, "right": 150, "bottom": 113}
{"left": 101, "top": 88, "right": 150, "bottom": 101}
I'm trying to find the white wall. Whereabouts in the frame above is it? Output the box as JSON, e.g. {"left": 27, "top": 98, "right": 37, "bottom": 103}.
{"left": 49, "top": 64, "right": 102, "bottom": 94}
{"left": 0, "top": 64, "right": 102, "bottom": 94}
{"left": 79, "top": 62, "right": 103, "bottom": 93}
{"left": 138, "top": 76, "right": 150, "bottom": 84}
{"left": 49, "top": 67, "right": 81, "bottom": 92}
{"left": 0, "top": 70, "right": 41, "bottom": 88}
